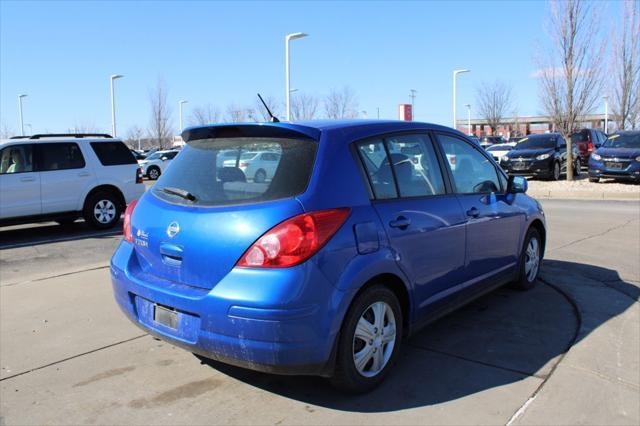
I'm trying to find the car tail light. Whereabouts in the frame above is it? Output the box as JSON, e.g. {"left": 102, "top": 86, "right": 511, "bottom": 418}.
{"left": 123, "top": 198, "right": 139, "bottom": 243}
{"left": 587, "top": 142, "right": 594, "bottom": 152}
{"left": 236, "top": 208, "right": 351, "bottom": 268}
{"left": 136, "top": 167, "right": 143, "bottom": 184}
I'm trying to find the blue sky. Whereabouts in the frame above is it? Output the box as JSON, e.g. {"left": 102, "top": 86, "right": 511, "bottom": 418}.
{"left": 0, "top": 0, "right": 615, "bottom": 136}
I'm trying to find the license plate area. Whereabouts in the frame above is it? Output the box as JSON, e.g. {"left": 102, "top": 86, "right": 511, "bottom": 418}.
{"left": 606, "top": 162, "right": 623, "bottom": 170}
{"left": 154, "top": 304, "right": 178, "bottom": 330}
{"left": 513, "top": 162, "right": 527, "bottom": 170}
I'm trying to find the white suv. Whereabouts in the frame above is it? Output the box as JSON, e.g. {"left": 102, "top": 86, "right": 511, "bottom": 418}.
{"left": 138, "top": 149, "right": 179, "bottom": 180}
{"left": 0, "top": 134, "right": 145, "bottom": 229}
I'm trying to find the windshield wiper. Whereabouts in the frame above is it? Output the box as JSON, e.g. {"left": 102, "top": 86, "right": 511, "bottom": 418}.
{"left": 161, "top": 187, "right": 197, "bottom": 202}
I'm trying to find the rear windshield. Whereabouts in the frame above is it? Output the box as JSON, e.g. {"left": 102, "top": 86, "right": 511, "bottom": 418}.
{"left": 90, "top": 142, "right": 137, "bottom": 166}
{"left": 516, "top": 135, "right": 557, "bottom": 149}
{"left": 571, "top": 130, "right": 590, "bottom": 143}
{"left": 603, "top": 133, "right": 640, "bottom": 148}
{"left": 152, "top": 137, "right": 317, "bottom": 207}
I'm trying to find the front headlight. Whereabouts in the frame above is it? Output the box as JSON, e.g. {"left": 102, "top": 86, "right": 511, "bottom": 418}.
{"left": 536, "top": 153, "right": 551, "bottom": 160}
{"left": 591, "top": 153, "right": 602, "bottom": 161}
{"left": 635, "top": 156, "right": 640, "bottom": 162}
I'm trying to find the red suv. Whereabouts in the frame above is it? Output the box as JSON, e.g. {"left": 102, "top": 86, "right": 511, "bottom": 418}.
{"left": 571, "top": 129, "right": 607, "bottom": 168}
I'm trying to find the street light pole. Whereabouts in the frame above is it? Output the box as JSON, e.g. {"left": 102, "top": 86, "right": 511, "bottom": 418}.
{"left": 603, "top": 96, "right": 609, "bottom": 132}
{"left": 465, "top": 104, "right": 471, "bottom": 135}
{"left": 409, "top": 89, "right": 417, "bottom": 121}
{"left": 452, "top": 69, "right": 470, "bottom": 129}
{"left": 110, "top": 74, "right": 124, "bottom": 137}
{"left": 178, "top": 100, "right": 188, "bottom": 131}
{"left": 18, "top": 94, "right": 27, "bottom": 136}
{"left": 285, "top": 32, "right": 308, "bottom": 121}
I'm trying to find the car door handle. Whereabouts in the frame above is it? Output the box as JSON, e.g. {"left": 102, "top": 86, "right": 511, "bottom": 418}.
{"left": 389, "top": 216, "right": 411, "bottom": 229}
{"left": 20, "top": 176, "right": 36, "bottom": 182}
{"left": 466, "top": 207, "right": 480, "bottom": 218}
{"left": 78, "top": 171, "right": 90, "bottom": 177}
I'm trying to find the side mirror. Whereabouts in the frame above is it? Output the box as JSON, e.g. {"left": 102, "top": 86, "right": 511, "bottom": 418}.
{"left": 507, "top": 175, "right": 528, "bottom": 194}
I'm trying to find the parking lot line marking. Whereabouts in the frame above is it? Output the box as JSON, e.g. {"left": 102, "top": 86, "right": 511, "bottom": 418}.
{"left": 1, "top": 264, "right": 110, "bottom": 288}
{"left": 0, "top": 334, "right": 148, "bottom": 382}
{"left": 0, "top": 230, "right": 121, "bottom": 250}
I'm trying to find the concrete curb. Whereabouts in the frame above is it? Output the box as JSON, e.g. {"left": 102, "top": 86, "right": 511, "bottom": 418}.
{"left": 528, "top": 190, "right": 640, "bottom": 201}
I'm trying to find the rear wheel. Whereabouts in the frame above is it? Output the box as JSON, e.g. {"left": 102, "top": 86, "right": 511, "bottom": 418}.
{"left": 331, "top": 285, "right": 402, "bottom": 393}
{"left": 551, "top": 162, "right": 561, "bottom": 181}
{"left": 511, "top": 228, "right": 542, "bottom": 291}
{"left": 83, "top": 191, "right": 121, "bottom": 229}
{"left": 147, "top": 166, "right": 160, "bottom": 180}
{"left": 254, "top": 169, "right": 266, "bottom": 183}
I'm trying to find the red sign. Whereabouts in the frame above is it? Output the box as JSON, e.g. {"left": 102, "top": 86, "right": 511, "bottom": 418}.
{"left": 398, "top": 104, "right": 412, "bottom": 121}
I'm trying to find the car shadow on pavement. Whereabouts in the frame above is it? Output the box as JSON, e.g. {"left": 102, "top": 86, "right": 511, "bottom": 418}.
{"left": 198, "top": 260, "right": 638, "bottom": 412}
{"left": 0, "top": 220, "right": 122, "bottom": 249}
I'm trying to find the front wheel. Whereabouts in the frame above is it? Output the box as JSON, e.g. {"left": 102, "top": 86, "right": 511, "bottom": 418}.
{"left": 574, "top": 159, "right": 581, "bottom": 177}
{"left": 511, "top": 228, "right": 542, "bottom": 291}
{"left": 330, "top": 285, "right": 402, "bottom": 393}
{"left": 147, "top": 166, "right": 160, "bottom": 180}
{"left": 551, "top": 162, "right": 561, "bottom": 181}
{"left": 83, "top": 191, "right": 121, "bottom": 229}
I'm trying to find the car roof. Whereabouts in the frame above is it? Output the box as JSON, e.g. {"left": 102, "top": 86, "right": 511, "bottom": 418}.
{"left": 611, "top": 130, "right": 640, "bottom": 136}
{"left": 182, "top": 120, "right": 467, "bottom": 144}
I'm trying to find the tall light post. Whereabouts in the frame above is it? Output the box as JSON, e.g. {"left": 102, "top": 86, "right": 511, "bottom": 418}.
{"left": 285, "top": 32, "right": 308, "bottom": 121}
{"left": 178, "top": 100, "right": 188, "bottom": 131}
{"left": 603, "top": 95, "right": 609, "bottom": 132}
{"left": 18, "top": 94, "right": 27, "bottom": 136}
{"left": 110, "top": 74, "right": 124, "bottom": 137}
{"left": 452, "top": 69, "right": 470, "bottom": 128}
{"left": 409, "top": 89, "right": 417, "bottom": 120}
{"left": 465, "top": 104, "right": 471, "bottom": 135}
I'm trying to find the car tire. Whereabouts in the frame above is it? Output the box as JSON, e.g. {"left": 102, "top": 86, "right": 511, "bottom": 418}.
{"left": 330, "top": 284, "right": 403, "bottom": 393}
{"left": 254, "top": 169, "right": 267, "bottom": 183}
{"left": 589, "top": 177, "right": 600, "bottom": 183}
{"left": 147, "top": 166, "right": 160, "bottom": 180}
{"left": 551, "top": 162, "right": 560, "bottom": 181}
{"left": 574, "top": 159, "right": 581, "bottom": 177}
{"left": 83, "top": 191, "right": 122, "bottom": 230}
{"left": 511, "top": 227, "right": 542, "bottom": 291}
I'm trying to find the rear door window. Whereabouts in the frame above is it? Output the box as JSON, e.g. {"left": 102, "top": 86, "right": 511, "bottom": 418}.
{"left": 384, "top": 134, "right": 446, "bottom": 197}
{"left": 90, "top": 141, "right": 137, "bottom": 166}
{"left": 38, "top": 143, "right": 85, "bottom": 171}
{"left": 152, "top": 137, "right": 316, "bottom": 206}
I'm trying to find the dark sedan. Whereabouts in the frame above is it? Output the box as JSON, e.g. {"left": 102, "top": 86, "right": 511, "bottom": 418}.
{"left": 588, "top": 131, "right": 640, "bottom": 183}
{"left": 501, "top": 133, "right": 581, "bottom": 180}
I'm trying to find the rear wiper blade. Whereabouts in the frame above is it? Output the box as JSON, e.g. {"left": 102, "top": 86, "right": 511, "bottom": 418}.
{"left": 161, "top": 186, "right": 197, "bottom": 202}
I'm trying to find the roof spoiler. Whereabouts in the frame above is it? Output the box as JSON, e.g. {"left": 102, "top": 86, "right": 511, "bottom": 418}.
{"left": 28, "top": 133, "right": 113, "bottom": 140}
{"left": 181, "top": 124, "right": 320, "bottom": 143}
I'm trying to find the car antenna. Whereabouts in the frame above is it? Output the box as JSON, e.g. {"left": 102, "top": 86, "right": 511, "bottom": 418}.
{"left": 257, "top": 93, "right": 280, "bottom": 122}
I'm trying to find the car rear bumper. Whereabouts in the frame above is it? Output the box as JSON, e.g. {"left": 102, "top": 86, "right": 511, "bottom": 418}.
{"left": 110, "top": 241, "right": 348, "bottom": 376}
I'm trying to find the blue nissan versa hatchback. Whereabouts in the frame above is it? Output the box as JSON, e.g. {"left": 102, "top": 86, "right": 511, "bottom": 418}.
{"left": 111, "top": 120, "right": 546, "bottom": 392}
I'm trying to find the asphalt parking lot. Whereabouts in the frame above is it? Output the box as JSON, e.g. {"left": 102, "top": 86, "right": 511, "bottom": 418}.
{"left": 0, "top": 198, "right": 638, "bottom": 425}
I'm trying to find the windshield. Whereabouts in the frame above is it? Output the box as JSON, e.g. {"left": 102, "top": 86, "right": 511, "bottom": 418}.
{"left": 515, "top": 136, "right": 557, "bottom": 150}
{"left": 152, "top": 137, "right": 317, "bottom": 207}
{"left": 603, "top": 133, "right": 640, "bottom": 148}
{"left": 146, "top": 152, "right": 162, "bottom": 160}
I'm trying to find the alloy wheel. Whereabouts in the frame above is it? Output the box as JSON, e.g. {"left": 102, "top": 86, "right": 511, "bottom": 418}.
{"left": 352, "top": 301, "right": 396, "bottom": 378}
{"left": 93, "top": 200, "right": 117, "bottom": 224}
{"left": 525, "top": 237, "right": 540, "bottom": 282}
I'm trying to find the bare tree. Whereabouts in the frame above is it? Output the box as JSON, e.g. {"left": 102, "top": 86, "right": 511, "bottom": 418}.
{"left": 475, "top": 80, "right": 513, "bottom": 134}
{"left": 290, "top": 93, "right": 319, "bottom": 121}
{"left": 253, "top": 95, "right": 282, "bottom": 122}
{"left": 1, "top": 123, "right": 14, "bottom": 139}
{"left": 125, "top": 125, "right": 145, "bottom": 150}
{"left": 225, "top": 104, "right": 252, "bottom": 123}
{"left": 611, "top": 0, "right": 640, "bottom": 131}
{"left": 189, "top": 104, "right": 222, "bottom": 126}
{"left": 324, "top": 86, "right": 359, "bottom": 119}
{"left": 148, "top": 79, "right": 173, "bottom": 149}
{"left": 536, "top": 0, "right": 605, "bottom": 179}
